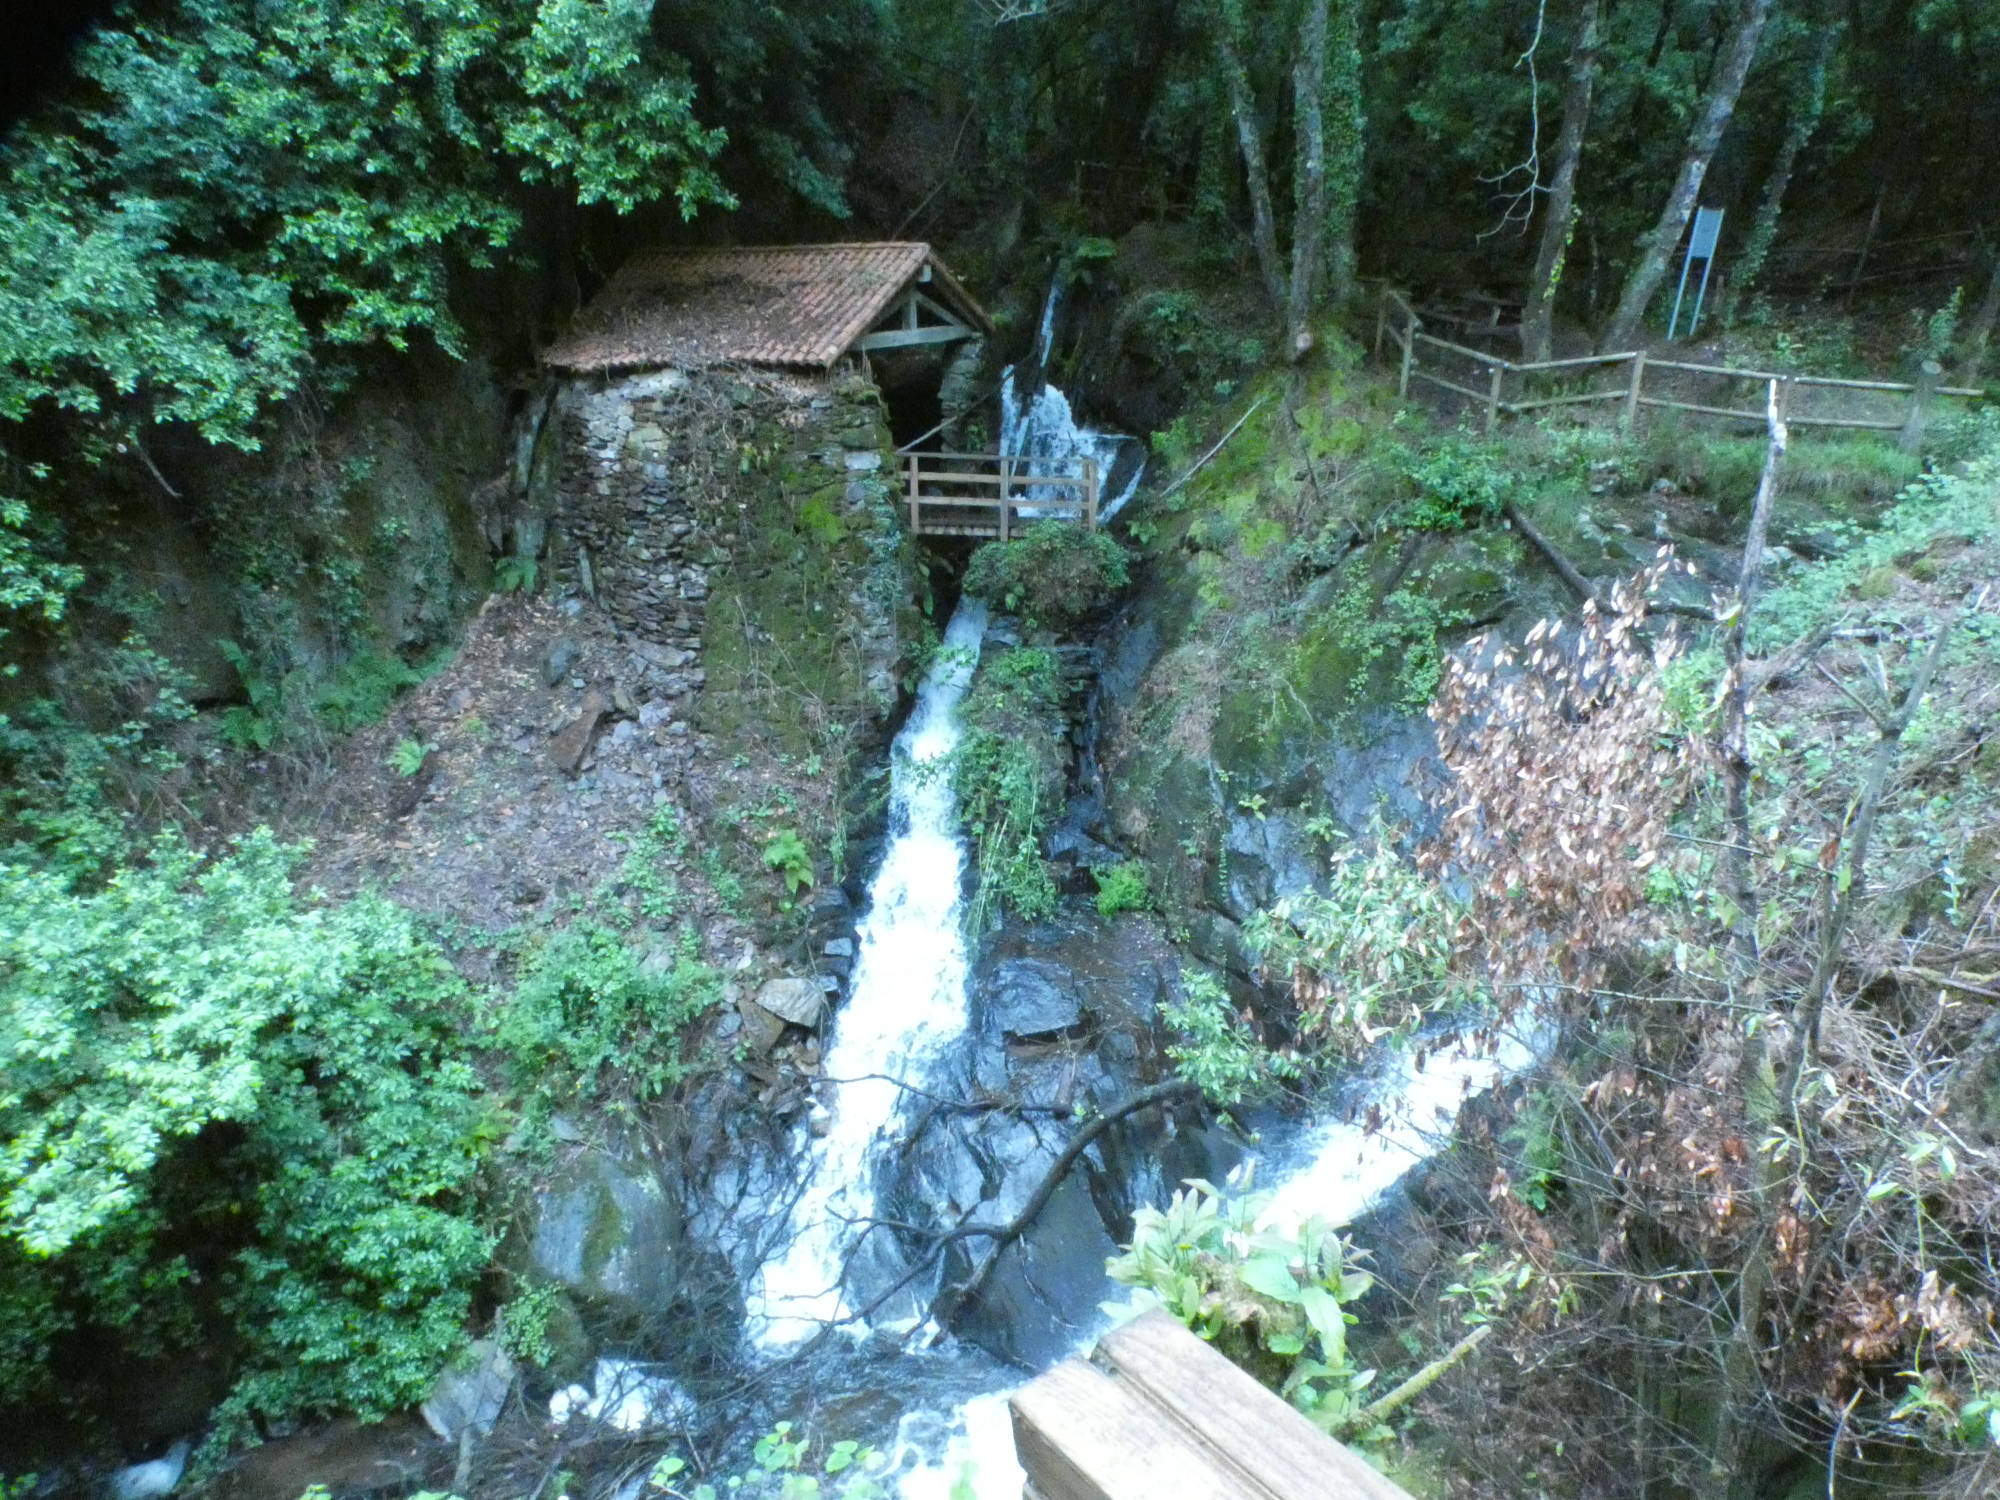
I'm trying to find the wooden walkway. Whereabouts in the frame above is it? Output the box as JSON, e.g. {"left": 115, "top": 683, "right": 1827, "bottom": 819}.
{"left": 1376, "top": 288, "right": 1982, "bottom": 443}
{"left": 1010, "top": 1311, "right": 1416, "bottom": 1500}
{"left": 901, "top": 451, "right": 1099, "bottom": 539}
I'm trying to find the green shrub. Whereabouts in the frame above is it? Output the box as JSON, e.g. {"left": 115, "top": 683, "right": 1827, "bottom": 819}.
{"left": 494, "top": 555, "right": 539, "bottom": 594}
{"left": 1106, "top": 1176, "right": 1386, "bottom": 1440}
{"left": 1396, "top": 433, "right": 1513, "bottom": 531}
{"left": 1159, "top": 968, "right": 1298, "bottom": 1108}
{"left": 499, "top": 923, "right": 722, "bottom": 1101}
{"left": 761, "top": 827, "right": 816, "bottom": 895}
{"left": 954, "top": 647, "right": 1067, "bottom": 924}
{"left": 1092, "top": 860, "right": 1151, "bottom": 916}
{"left": 964, "top": 524, "right": 1129, "bottom": 633}
{"left": 0, "top": 831, "right": 491, "bottom": 1436}
{"left": 1241, "top": 834, "right": 1460, "bottom": 1060}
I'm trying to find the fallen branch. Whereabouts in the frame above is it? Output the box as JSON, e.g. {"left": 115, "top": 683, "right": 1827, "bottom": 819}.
{"left": 930, "top": 1079, "right": 1200, "bottom": 1334}
{"left": 1157, "top": 399, "right": 1268, "bottom": 504}
{"left": 1503, "top": 497, "right": 1607, "bottom": 609}
{"left": 1353, "top": 1323, "right": 1492, "bottom": 1428}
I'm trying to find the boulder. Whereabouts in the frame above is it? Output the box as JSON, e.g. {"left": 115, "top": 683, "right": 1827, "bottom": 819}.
{"left": 542, "top": 638, "right": 581, "bottom": 686}
{"left": 421, "top": 1338, "right": 515, "bottom": 1443}
{"left": 548, "top": 690, "right": 609, "bottom": 774}
{"left": 735, "top": 995, "right": 787, "bottom": 1055}
{"left": 529, "top": 1151, "right": 685, "bottom": 1330}
{"left": 755, "top": 976, "right": 826, "bottom": 1027}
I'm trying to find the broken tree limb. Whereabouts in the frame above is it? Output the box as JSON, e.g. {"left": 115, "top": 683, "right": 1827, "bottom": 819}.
{"left": 1353, "top": 1324, "right": 1492, "bottom": 1429}
{"left": 1158, "top": 398, "right": 1269, "bottom": 504}
{"left": 929, "top": 1079, "right": 1200, "bottom": 1334}
{"left": 1503, "top": 497, "right": 1606, "bottom": 608}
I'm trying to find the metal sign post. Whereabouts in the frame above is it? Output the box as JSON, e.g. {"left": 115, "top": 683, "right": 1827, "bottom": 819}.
{"left": 1668, "top": 206, "right": 1725, "bottom": 340}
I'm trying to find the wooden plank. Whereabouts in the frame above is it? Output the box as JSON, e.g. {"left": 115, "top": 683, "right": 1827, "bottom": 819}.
{"left": 1010, "top": 1359, "right": 1252, "bottom": 1500}
{"left": 1514, "top": 350, "right": 1639, "bottom": 372}
{"left": 1413, "top": 332, "right": 1513, "bottom": 369}
{"left": 1504, "top": 388, "right": 1628, "bottom": 413}
{"left": 854, "top": 325, "right": 978, "bottom": 351}
{"left": 1408, "top": 369, "right": 1494, "bottom": 404}
{"left": 1094, "top": 1313, "right": 1415, "bottom": 1500}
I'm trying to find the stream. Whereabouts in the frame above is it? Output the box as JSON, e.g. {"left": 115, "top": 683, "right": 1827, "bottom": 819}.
{"left": 718, "top": 335, "right": 1548, "bottom": 1498}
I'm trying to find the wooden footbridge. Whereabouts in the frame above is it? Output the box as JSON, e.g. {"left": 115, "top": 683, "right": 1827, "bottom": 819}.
{"left": 1010, "top": 1311, "right": 1417, "bottom": 1500}
{"left": 901, "top": 450, "right": 1100, "bottom": 539}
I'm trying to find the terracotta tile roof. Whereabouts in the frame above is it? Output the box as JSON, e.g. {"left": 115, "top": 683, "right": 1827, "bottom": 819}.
{"left": 543, "top": 242, "right": 991, "bottom": 372}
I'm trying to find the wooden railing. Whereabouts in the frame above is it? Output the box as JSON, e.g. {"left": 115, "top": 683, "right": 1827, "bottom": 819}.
{"left": 1375, "top": 288, "right": 1983, "bottom": 445}
{"left": 900, "top": 451, "right": 1100, "bottom": 539}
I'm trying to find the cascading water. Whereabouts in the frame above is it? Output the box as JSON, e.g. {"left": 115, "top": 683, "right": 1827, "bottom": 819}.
{"left": 1000, "top": 282, "right": 1146, "bottom": 523}
{"left": 753, "top": 599, "right": 991, "bottom": 1346}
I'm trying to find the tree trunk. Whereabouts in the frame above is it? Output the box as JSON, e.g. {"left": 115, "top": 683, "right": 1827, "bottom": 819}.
{"left": 1721, "top": 28, "right": 1835, "bottom": 327}
{"left": 1602, "top": 0, "right": 1774, "bottom": 351}
{"left": 1287, "top": 0, "right": 1332, "bottom": 358}
{"left": 1323, "top": 0, "right": 1366, "bottom": 306}
{"left": 1957, "top": 247, "right": 2000, "bottom": 384}
{"left": 1522, "top": 0, "right": 1603, "bottom": 362}
{"left": 1216, "top": 0, "right": 1285, "bottom": 313}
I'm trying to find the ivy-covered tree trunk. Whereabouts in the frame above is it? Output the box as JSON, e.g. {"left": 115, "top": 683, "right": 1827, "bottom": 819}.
{"left": 1216, "top": 0, "right": 1285, "bottom": 312}
{"left": 1522, "top": 0, "right": 1602, "bottom": 362}
{"left": 1323, "top": 0, "right": 1365, "bottom": 307}
{"left": 1721, "top": 27, "right": 1835, "bottom": 327}
{"left": 1287, "top": 0, "right": 1332, "bottom": 358}
{"left": 1601, "top": 0, "right": 1774, "bottom": 351}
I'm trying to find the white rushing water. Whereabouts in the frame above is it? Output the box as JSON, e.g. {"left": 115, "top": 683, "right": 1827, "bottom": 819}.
{"left": 753, "top": 600, "right": 990, "bottom": 1347}
{"left": 998, "top": 279, "right": 1145, "bottom": 524}
{"left": 892, "top": 1009, "right": 1552, "bottom": 1500}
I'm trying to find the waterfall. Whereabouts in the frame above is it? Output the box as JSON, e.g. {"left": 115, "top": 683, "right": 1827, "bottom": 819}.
{"left": 998, "top": 280, "right": 1146, "bottom": 525}
{"left": 752, "top": 600, "right": 991, "bottom": 1347}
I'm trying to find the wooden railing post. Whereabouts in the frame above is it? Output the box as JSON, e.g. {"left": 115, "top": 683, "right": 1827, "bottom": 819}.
{"left": 907, "top": 454, "right": 921, "bottom": 533}
{"left": 1084, "top": 457, "right": 1099, "bottom": 529}
{"left": 1374, "top": 294, "right": 1387, "bottom": 363}
{"left": 1398, "top": 316, "right": 1414, "bottom": 400}
{"left": 1485, "top": 365, "right": 1504, "bottom": 433}
{"left": 1623, "top": 351, "right": 1647, "bottom": 430}
{"left": 1900, "top": 359, "right": 1941, "bottom": 453}
{"left": 999, "top": 456, "right": 1012, "bottom": 542}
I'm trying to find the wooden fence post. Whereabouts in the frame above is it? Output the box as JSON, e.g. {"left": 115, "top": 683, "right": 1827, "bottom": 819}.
{"left": 999, "top": 456, "right": 1012, "bottom": 542}
{"left": 1623, "top": 351, "right": 1647, "bottom": 430}
{"left": 1900, "top": 359, "right": 1941, "bottom": 454}
{"left": 1398, "top": 320, "right": 1414, "bottom": 400}
{"left": 1084, "top": 458, "right": 1099, "bottom": 529}
{"left": 1374, "top": 296, "right": 1387, "bottom": 363}
{"left": 907, "top": 454, "right": 921, "bottom": 533}
{"left": 1485, "top": 365, "right": 1504, "bottom": 433}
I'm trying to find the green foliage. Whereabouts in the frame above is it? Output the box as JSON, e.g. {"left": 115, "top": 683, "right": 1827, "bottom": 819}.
{"left": 1159, "top": 969, "right": 1298, "bottom": 1108}
{"left": 499, "top": 924, "right": 722, "bottom": 1102}
{"left": 388, "top": 738, "right": 430, "bottom": 777}
{"left": 762, "top": 827, "right": 816, "bottom": 895}
{"left": 0, "top": 497, "right": 81, "bottom": 660}
{"left": 1396, "top": 433, "right": 1513, "bottom": 531}
{"left": 963, "top": 525, "right": 1129, "bottom": 633}
{"left": 1242, "top": 833, "right": 1461, "bottom": 1058}
{"left": 0, "top": 830, "right": 490, "bottom": 1429}
{"left": 1092, "top": 860, "right": 1151, "bottom": 917}
{"left": 1106, "top": 1176, "right": 1386, "bottom": 1441}
{"left": 953, "top": 647, "right": 1067, "bottom": 925}
{"left": 648, "top": 1424, "right": 891, "bottom": 1499}
{"left": 494, "top": 555, "right": 540, "bottom": 595}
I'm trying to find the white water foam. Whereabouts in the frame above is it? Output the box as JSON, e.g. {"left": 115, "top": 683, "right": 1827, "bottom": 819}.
{"left": 753, "top": 600, "right": 991, "bottom": 1347}
{"left": 998, "top": 371, "right": 1143, "bottom": 524}
{"left": 891, "top": 1009, "right": 1552, "bottom": 1499}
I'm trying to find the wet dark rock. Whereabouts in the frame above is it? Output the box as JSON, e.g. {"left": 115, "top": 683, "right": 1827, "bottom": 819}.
{"left": 1218, "top": 810, "right": 1317, "bottom": 923}
{"left": 530, "top": 1148, "right": 686, "bottom": 1333}
{"left": 543, "top": 637, "right": 581, "bottom": 685}
{"left": 981, "top": 958, "right": 1087, "bottom": 1042}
